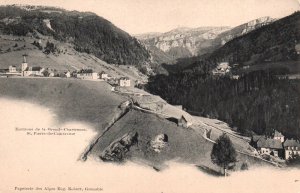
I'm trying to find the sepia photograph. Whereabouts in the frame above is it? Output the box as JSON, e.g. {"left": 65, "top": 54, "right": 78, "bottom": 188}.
{"left": 0, "top": 0, "right": 299, "bottom": 192}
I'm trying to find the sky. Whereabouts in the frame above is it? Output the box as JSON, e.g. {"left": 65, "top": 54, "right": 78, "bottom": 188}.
{"left": 0, "top": 0, "right": 299, "bottom": 34}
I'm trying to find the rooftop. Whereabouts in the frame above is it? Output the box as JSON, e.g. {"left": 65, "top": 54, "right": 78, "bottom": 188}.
{"left": 78, "top": 69, "right": 94, "bottom": 73}
{"left": 257, "top": 138, "right": 283, "bottom": 149}
{"left": 252, "top": 135, "right": 264, "bottom": 142}
{"left": 120, "top": 77, "right": 130, "bottom": 80}
{"left": 284, "top": 139, "right": 300, "bottom": 147}
{"left": 25, "top": 67, "right": 43, "bottom": 71}
{"left": 274, "top": 130, "right": 284, "bottom": 137}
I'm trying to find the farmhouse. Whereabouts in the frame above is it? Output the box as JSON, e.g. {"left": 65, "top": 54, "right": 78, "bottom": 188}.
{"left": 118, "top": 77, "right": 131, "bottom": 87}
{"left": 8, "top": 65, "right": 17, "bottom": 73}
{"left": 256, "top": 138, "right": 283, "bottom": 157}
{"left": 283, "top": 139, "right": 300, "bottom": 160}
{"left": 178, "top": 115, "right": 193, "bottom": 128}
{"left": 23, "top": 66, "right": 45, "bottom": 77}
{"left": 76, "top": 69, "right": 99, "bottom": 80}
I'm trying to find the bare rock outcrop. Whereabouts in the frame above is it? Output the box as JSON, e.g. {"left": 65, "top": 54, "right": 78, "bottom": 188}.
{"left": 150, "top": 134, "right": 168, "bottom": 153}
{"left": 100, "top": 132, "right": 139, "bottom": 162}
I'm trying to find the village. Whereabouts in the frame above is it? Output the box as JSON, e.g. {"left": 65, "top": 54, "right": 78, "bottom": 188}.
{"left": 0, "top": 54, "right": 132, "bottom": 87}
{"left": 250, "top": 130, "right": 300, "bottom": 161}
{"left": 1, "top": 54, "right": 300, "bottom": 166}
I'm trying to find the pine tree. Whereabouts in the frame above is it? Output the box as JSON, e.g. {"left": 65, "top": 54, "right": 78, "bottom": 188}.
{"left": 211, "top": 133, "right": 237, "bottom": 176}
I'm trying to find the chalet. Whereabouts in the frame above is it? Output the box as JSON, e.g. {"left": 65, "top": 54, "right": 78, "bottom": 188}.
{"left": 273, "top": 130, "right": 285, "bottom": 143}
{"left": 283, "top": 139, "right": 300, "bottom": 160}
{"left": 178, "top": 115, "right": 193, "bottom": 128}
{"left": 76, "top": 69, "right": 99, "bottom": 80}
{"left": 118, "top": 77, "right": 131, "bottom": 87}
{"left": 256, "top": 138, "right": 283, "bottom": 157}
{"left": 23, "top": 67, "right": 45, "bottom": 77}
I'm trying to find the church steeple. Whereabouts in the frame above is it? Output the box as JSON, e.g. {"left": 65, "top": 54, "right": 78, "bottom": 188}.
{"left": 22, "top": 53, "right": 28, "bottom": 63}
{"left": 21, "top": 53, "right": 28, "bottom": 72}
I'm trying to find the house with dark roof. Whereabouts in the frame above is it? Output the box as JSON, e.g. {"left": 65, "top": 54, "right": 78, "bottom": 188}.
{"left": 76, "top": 69, "right": 98, "bottom": 80}
{"left": 8, "top": 65, "right": 17, "bottom": 73}
{"left": 257, "top": 137, "right": 284, "bottom": 158}
{"left": 250, "top": 135, "right": 264, "bottom": 148}
{"left": 283, "top": 139, "right": 300, "bottom": 160}
{"left": 23, "top": 66, "right": 45, "bottom": 76}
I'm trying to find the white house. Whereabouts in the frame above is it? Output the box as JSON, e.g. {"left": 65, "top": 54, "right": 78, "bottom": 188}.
{"left": 23, "top": 67, "right": 45, "bottom": 76}
{"left": 273, "top": 130, "right": 285, "bottom": 143}
{"left": 100, "top": 72, "right": 108, "bottom": 79}
{"left": 49, "top": 72, "right": 55, "bottom": 77}
{"left": 76, "top": 69, "right": 99, "bottom": 80}
{"left": 65, "top": 71, "right": 71, "bottom": 78}
{"left": 283, "top": 139, "right": 300, "bottom": 160}
{"left": 8, "top": 65, "right": 17, "bottom": 73}
{"left": 118, "top": 77, "right": 131, "bottom": 87}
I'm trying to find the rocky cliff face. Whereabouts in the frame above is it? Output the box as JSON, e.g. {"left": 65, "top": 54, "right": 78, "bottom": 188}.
{"left": 136, "top": 27, "right": 230, "bottom": 61}
{"left": 217, "top": 16, "right": 275, "bottom": 46}
{"left": 136, "top": 17, "right": 275, "bottom": 63}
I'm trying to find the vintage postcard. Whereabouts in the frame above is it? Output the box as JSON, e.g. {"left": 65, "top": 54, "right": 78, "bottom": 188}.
{"left": 0, "top": 0, "right": 299, "bottom": 193}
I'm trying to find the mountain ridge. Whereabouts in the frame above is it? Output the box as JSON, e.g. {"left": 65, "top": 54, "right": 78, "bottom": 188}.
{"left": 136, "top": 16, "right": 275, "bottom": 64}
{"left": 0, "top": 5, "right": 150, "bottom": 66}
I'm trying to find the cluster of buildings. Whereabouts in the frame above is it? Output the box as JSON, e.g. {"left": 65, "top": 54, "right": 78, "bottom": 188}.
{"left": 251, "top": 130, "right": 300, "bottom": 160}
{"left": 73, "top": 70, "right": 131, "bottom": 87}
{"left": 0, "top": 54, "right": 46, "bottom": 77}
{"left": 212, "top": 62, "right": 231, "bottom": 76}
{"left": 0, "top": 54, "right": 132, "bottom": 87}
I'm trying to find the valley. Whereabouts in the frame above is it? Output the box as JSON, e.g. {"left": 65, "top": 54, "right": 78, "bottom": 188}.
{"left": 0, "top": 4, "right": 299, "bottom": 177}
{"left": 136, "top": 17, "right": 275, "bottom": 64}
{"left": 0, "top": 77, "right": 279, "bottom": 174}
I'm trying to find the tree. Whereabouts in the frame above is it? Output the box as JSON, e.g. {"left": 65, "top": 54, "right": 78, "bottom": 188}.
{"left": 42, "top": 70, "right": 50, "bottom": 77}
{"left": 211, "top": 133, "right": 237, "bottom": 176}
